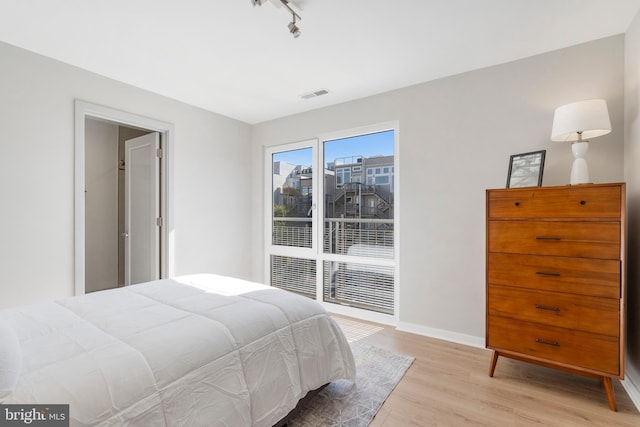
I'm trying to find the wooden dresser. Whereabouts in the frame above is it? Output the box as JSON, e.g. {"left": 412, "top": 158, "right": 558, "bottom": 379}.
{"left": 486, "top": 183, "right": 625, "bottom": 411}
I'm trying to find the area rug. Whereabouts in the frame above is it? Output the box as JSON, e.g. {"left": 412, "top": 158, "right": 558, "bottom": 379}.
{"left": 286, "top": 342, "right": 415, "bottom": 426}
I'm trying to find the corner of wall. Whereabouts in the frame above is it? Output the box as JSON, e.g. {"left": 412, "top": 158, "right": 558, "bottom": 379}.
{"left": 624, "top": 8, "right": 640, "bottom": 414}
{"left": 623, "top": 363, "right": 640, "bottom": 411}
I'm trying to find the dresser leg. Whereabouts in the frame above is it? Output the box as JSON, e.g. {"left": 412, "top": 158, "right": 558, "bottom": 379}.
{"left": 602, "top": 377, "right": 617, "bottom": 411}
{"left": 489, "top": 351, "right": 499, "bottom": 377}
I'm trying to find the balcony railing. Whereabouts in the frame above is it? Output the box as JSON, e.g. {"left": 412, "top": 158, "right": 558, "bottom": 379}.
{"left": 272, "top": 217, "right": 394, "bottom": 254}
{"left": 324, "top": 218, "right": 393, "bottom": 256}
{"left": 272, "top": 217, "right": 312, "bottom": 248}
{"left": 271, "top": 217, "right": 394, "bottom": 314}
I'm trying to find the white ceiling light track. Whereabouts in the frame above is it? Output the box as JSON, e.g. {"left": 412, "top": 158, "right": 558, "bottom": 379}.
{"left": 251, "top": 0, "right": 303, "bottom": 38}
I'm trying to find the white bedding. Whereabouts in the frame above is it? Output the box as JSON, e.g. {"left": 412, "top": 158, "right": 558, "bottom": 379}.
{"left": 0, "top": 274, "right": 356, "bottom": 426}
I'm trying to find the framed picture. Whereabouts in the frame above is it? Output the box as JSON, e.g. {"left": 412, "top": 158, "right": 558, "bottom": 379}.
{"left": 506, "top": 150, "right": 546, "bottom": 188}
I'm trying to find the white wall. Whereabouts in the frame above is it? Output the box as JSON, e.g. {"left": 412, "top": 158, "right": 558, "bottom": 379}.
{"left": 0, "top": 41, "right": 253, "bottom": 308}
{"left": 85, "top": 119, "right": 119, "bottom": 293}
{"left": 624, "top": 9, "right": 640, "bottom": 402}
{"left": 0, "top": 33, "right": 629, "bottom": 347}
{"left": 251, "top": 35, "right": 626, "bottom": 340}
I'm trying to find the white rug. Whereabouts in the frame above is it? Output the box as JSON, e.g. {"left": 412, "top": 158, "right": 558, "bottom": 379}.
{"left": 286, "top": 342, "right": 415, "bottom": 427}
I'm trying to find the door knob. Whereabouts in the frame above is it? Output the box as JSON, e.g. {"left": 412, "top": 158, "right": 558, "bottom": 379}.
{"left": 122, "top": 232, "right": 129, "bottom": 238}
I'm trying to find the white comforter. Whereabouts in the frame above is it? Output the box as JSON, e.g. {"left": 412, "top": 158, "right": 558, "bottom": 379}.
{"left": 0, "top": 274, "right": 356, "bottom": 426}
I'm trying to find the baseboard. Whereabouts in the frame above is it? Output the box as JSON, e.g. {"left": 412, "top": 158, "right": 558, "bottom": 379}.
{"left": 395, "top": 321, "right": 485, "bottom": 349}
{"left": 622, "top": 362, "right": 640, "bottom": 411}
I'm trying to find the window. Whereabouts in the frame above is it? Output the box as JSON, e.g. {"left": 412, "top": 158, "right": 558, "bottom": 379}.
{"left": 323, "top": 128, "right": 396, "bottom": 314}
{"left": 270, "top": 146, "right": 313, "bottom": 249}
{"left": 336, "top": 168, "right": 351, "bottom": 188}
{"left": 366, "top": 165, "right": 394, "bottom": 190}
{"left": 266, "top": 123, "right": 398, "bottom": 319}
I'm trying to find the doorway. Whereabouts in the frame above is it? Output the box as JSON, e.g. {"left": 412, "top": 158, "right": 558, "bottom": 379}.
{"left": 74, "top": 100, "right": 175, "bottom": 296}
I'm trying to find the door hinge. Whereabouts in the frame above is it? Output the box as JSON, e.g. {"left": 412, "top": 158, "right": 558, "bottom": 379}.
{"left": 156, "top": 217, "right": 163, "bottom": 227}
{"left": 156, "top": 148, "right": 163, "bottom": 158}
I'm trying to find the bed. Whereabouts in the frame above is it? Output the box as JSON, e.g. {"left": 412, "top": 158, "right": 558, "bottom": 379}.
{"left": 0, "top": 274, "right": 356, "bottom": 426}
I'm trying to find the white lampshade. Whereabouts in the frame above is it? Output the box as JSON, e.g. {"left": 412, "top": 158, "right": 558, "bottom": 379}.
{"left": 551, "top": 99, "right": 611, "bottom": 142}
{"left": 550, "top": 99, "right": 612, "bottom": 185}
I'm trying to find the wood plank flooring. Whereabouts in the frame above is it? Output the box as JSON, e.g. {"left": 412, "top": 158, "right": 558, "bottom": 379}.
{"left": 332, "top": 315, "right": 640, "bottom": 426}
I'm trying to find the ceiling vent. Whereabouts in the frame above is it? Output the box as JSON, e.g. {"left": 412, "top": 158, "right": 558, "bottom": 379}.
{"left": 300, "top": 89, "right": 330, "bottom": 100}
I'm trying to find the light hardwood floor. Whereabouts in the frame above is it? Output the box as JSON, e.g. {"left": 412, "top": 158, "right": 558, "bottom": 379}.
{"left": 332, "top": 315, "right": 640, "bottom": 426}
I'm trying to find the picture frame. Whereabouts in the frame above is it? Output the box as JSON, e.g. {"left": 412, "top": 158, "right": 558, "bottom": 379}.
{"left": 506, "top": 150, "right": 546, "bottom": 188}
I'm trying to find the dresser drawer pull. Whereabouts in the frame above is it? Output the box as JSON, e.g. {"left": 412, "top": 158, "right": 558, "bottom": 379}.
{"left": 514, "top": 202, "right": 520, "bottom": 206}
{"left": 535, "top": 271, "right": 561, "bottom": 277}
{"left": 535, "top": 236, "right": 561, "bottom": 241}
{"left": 580, "top": 200, "right": 587, "bottom": 205}
{"left": 535, "top": 338, "right": 560, "bottom": 346}
{"left": 535, "top": 304, "right": 560, "bottom": 312}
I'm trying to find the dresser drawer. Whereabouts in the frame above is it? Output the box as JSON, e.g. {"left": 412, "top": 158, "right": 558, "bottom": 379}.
{"left": 488, "top": 186, "right": 621, "bottom": 219}
{"left": 488, "top": 285, "right": 619, "bottom": 336}
{"left": 487, "top": 316, "right": 619, "bottom": 375}
{"left": 488, "top": 221, "right": 620, "bottom": 259}
{"left": 488, "top": 253, "right": 620, "bottom": 298}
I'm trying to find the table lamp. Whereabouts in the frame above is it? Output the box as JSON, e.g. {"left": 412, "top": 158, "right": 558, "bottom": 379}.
{"left": 550, "top": 99, "right": 611, "bottom": 185}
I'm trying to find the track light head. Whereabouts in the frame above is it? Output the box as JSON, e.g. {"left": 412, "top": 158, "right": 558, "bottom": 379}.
{"left": 288, "top": 14, "right": 301, "bottom": 38}
{"left": 288, "top": 21, "right": 301, "bottom": 38}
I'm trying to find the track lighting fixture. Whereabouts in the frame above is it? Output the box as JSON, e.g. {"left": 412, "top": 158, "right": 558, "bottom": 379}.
{"left": 288, "top": 15, "right": 301, "bottom": 38}
{"left": 252, "top": 0, "right": 303, "bottom": 38}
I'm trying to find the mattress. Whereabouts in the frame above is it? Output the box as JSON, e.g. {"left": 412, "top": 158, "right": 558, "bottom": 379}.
{"left": 0, "top": 274, "right": 356, "bottom": 426}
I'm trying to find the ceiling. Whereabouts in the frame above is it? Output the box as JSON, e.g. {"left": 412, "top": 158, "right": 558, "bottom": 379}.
{"left": 1, "top": 0, "right": 640, "bottom": 124}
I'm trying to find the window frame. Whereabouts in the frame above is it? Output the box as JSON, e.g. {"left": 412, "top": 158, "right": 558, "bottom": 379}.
{"left": 264, "top": 121, "right": 400, "bottom": 325}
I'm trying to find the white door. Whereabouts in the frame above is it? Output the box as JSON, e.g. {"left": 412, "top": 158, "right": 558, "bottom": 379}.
{"left": 265, "top": 141, "right": 318, "bottom": 298}
{"left": 124, "top": 133, "right": 160, "bottom": 285}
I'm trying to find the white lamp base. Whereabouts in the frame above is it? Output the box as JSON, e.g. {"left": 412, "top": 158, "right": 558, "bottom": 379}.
{"left": 570, "top": 141, "right": 590, "bottom": 185}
